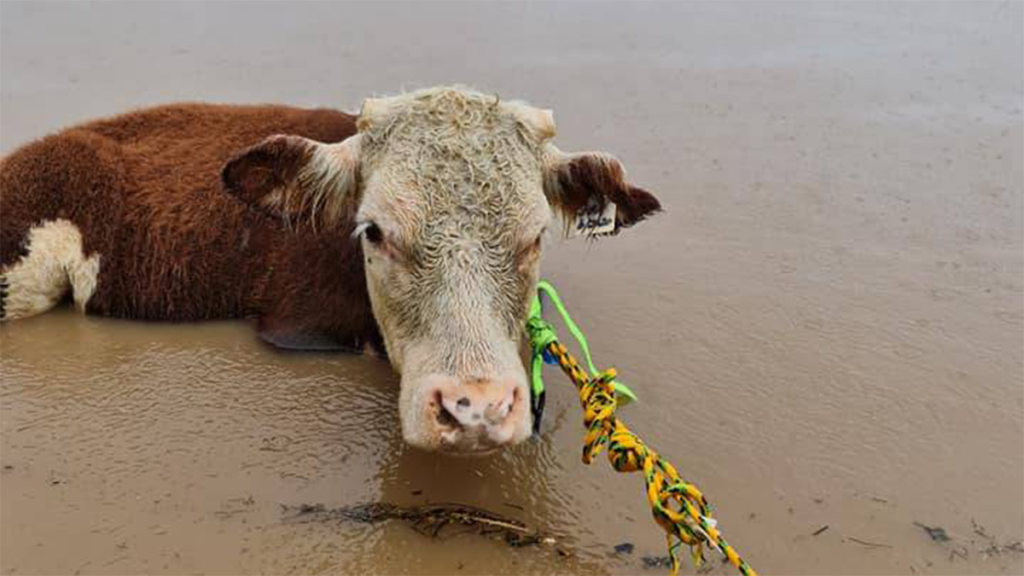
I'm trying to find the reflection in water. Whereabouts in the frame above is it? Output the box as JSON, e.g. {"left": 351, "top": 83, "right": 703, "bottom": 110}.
{"left": 0, "top": 309, "right": 614, "bottom": 575}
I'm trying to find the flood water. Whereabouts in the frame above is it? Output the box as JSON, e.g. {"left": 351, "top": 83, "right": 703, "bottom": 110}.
{"left": 1, "top": 2, "right": 1022, "bottom": 575}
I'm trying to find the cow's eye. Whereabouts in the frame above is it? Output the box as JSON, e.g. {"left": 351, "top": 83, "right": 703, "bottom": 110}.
{"left": 364, "top": 222, "right": 383, "bottom": 245}
{"left": 529, "top": 228, "right": 547, "bottom": 252}
{"left": 518, "top": 231, "right": 544, "bottom": 262}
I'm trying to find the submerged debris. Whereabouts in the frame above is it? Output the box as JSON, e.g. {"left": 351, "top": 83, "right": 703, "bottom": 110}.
{"left": 910, "top": 519, "right": 1023, "bottom": 563}
{"left": 913, "top": 522, "right": 951, "bottom": 543}
{"left": 641, "top": 555, "right": 673, "bottom": 570}
{"left": 972, "top": 519, "right": 1024, "bottom": 559}
{"left": 283, "top": 502, "right": 557, "bottom": 548}
{"left": 981, "top": 541, "right": 1024, "bottom": 557}
{"left": 847, "top": 536, "right": 893, "bottom": 549}
{"left": 613, "top": 542, "right": 635, "bottom": 555}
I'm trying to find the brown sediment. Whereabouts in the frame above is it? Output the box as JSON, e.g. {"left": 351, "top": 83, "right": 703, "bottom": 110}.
{"left": 1, "top": 2, "right": 1021, "bottom": 575}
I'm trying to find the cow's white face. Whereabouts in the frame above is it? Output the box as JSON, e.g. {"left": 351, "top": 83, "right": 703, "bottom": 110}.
{"left": 223, "top": 86, "right": 661, "bottom": 454}
{"left": 354, "top": 90, "right": 551, "bottom": 453}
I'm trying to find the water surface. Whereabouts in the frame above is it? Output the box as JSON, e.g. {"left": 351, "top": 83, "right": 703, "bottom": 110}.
{"left": 1, "top": 2, "right": 1022, "bottom": 574}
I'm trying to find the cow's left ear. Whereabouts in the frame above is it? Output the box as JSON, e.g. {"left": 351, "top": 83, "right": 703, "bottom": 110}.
{"left": 222, "top": 134, "right": 361, "bottom": 228}
{"left": 542, "top": 145, "right": 662, "bottom": 234}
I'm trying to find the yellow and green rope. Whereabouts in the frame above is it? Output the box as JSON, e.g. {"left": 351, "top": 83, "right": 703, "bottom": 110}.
{"left": 526, "top": 280, "right": 757, "bottom": 576}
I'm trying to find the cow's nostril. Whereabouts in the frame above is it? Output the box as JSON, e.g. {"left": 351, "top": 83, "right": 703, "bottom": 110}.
{"left": 456, "top": 397, "right": 470, "bottom": 409}
{"left": 437, "top": 404, "right": 459, "bottom": 428}
{"left": 434, "top": 391, "right": 461, "bottom": 430}
{"left": 484, "top": 394, "right": 516, "bottom": 425}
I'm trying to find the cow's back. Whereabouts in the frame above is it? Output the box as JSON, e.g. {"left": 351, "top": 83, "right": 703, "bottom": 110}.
{"left": 0, "top": 103, "right": 359, "bottom": 322}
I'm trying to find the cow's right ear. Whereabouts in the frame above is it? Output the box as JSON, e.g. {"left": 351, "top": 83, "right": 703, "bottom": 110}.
{"left": 222, "top": 134, "right": 361, "bottom": 228}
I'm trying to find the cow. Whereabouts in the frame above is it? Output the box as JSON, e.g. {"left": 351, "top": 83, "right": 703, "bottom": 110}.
{"left": 0, "top": 86, "right": 661, "bottom": 454}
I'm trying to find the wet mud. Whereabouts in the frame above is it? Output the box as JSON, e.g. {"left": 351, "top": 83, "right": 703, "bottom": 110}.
{"left": 2, "top": 2, "right": 1022, "bottom": 575}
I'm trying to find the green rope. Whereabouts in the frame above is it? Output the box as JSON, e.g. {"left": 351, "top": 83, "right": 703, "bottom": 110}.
{"left": 526, "top": 280, "right": 638, "bottom": 405}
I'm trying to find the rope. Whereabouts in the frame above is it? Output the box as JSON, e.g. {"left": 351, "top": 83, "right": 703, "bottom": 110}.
{"left": 527, "top": 281, "right": 637, "bottom": 433}
{"left": 526, "top": 280, "right": 757, "bottom": 576}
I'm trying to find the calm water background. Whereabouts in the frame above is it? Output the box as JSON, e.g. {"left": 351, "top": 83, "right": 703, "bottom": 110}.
{"left": 1, "top": 2, "right": 1022, "bottom": 574}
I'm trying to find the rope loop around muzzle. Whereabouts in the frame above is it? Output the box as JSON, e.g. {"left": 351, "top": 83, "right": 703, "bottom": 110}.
{"left": 526, "top": 281, "right": 757, "bottom": 576}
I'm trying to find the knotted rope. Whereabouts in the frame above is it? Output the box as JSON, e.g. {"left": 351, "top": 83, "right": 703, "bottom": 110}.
{"left": 526, "top": 280, "right": 757, "bottom": 576}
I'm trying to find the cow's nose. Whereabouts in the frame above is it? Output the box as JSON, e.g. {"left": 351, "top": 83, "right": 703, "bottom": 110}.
{"left": 428, "top": 376, "right": 526, "bottom": 452}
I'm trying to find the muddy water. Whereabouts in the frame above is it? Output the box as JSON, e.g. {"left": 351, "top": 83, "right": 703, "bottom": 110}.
{"left": 1, "top": 2, "right": 1022, "bottom": 575}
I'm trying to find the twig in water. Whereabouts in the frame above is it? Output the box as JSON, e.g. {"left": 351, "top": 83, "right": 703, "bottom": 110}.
{"left": 847, "top": 536, "right": 893, "bottom": 549}
{"left": 283, "top": 502, "right": 556, "bottom": 548}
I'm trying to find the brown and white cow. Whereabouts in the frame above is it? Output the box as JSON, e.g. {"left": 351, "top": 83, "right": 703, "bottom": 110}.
{"left": 0, "top": 86, "right": 661, "bottom": 454}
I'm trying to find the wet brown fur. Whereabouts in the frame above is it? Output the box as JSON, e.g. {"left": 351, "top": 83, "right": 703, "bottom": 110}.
{"left": 0, "top": 103, "right": 382, "bottom": 351}
{"left": 545, "top": 153, "right": 662, "bottom": 233}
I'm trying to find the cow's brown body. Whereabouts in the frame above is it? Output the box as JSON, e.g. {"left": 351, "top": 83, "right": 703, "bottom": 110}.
{"left": 0, "top": 104, "right": 383, "bottom": 351}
